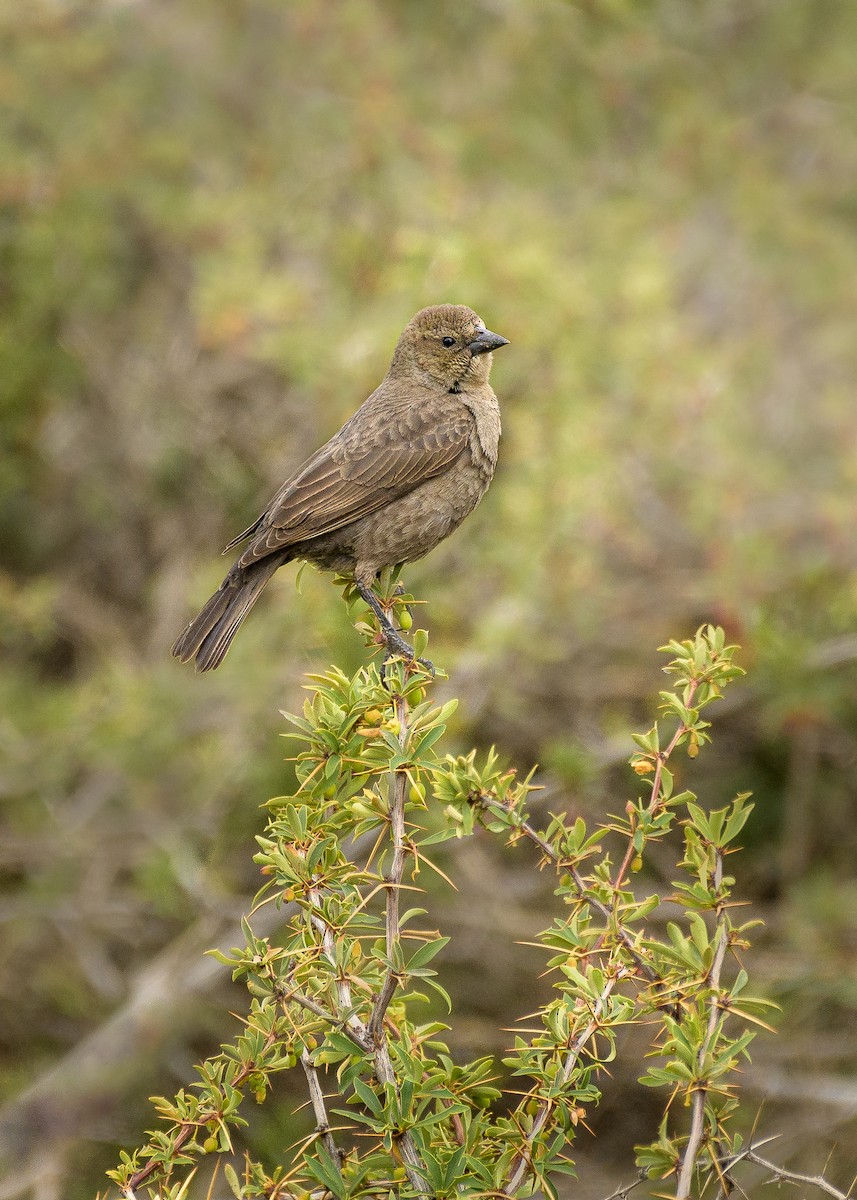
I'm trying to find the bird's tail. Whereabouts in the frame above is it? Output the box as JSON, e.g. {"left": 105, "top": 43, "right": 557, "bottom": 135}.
{"left": 171, "top": 557, "right": 286, "bottom": 672}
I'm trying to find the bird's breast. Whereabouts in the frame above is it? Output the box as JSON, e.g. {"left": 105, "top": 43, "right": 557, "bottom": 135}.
{"left": 463, "top": 387, "right": 501, "bottom": 470}
{"left": 337, "top": 450, "right": 493, "bottom": 577}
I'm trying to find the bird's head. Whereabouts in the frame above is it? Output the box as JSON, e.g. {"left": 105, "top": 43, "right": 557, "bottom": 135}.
{"left": 390, "top": 304, "right": 509, "bottom": 392}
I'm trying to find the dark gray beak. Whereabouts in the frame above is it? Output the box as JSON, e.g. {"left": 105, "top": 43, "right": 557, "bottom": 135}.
{"left": 468, "top": 329, "right": 510, "bottom": 355}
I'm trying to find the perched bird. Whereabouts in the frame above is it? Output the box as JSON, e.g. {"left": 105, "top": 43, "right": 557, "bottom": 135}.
{"left": 171, "top": 304, "right": 509, "bottom": 672}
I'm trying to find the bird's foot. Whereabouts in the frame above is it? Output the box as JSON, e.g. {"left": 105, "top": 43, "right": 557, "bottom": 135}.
{"left": 382, "top": 626, "right": 418, "bottom": 661}
{"left": 378, "top": 633, "right": 434, "bottom": 686}
{"left": 356, "top": 577, "right": 432, "bottom": 682}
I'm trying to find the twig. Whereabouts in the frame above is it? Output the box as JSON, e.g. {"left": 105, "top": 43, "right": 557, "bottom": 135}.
{"left": 366, "top": 688, "right": 427, "bottom": 1193}
{"left": 368, "top": 691, "right": 409, "bottom": 1040}
{"left": 503, "top": 969, "right": 626, "bottom": 1196}
{"left": 477, "top": 794, "right": 667, "bottom": 995}
{"left": 300, "top": 1049, "right": 343, "bottom": 1185}
{"left": 711, "top": 1132, "right": 739, "bottom": 1198}
{"left": 676, "top": 850, "right": 728, "bottom": 1200}
{"left": 597, "top": 1169, "right": 649, "bottom": 1200}
{"left": 307, "top": 883, "right": 371, "bottom": 1050}
{"left": 306, "top": 688, "right": 427, "bottom": 1196}
{"left": 284, "top": 985, "right": 369, "bottom": 1051}
{"left": 613, "top": 679, "right": 699, "bottom": 892}
{"left": 742, "top": 1151, "right": 852, "bottom": 1200}
{"left": 125, "top": 1026, "right": 279, "bottom": 1193}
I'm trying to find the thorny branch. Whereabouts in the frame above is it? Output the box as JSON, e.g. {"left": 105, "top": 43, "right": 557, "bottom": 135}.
{"left": 307, "top": 882, "right": 369, "bottom": 1050}
{"left": 675, "top": 850, "right": 729, "bottom": 1200}
{"left": 614, "top": 678, "right": 701, "bottom": 892}
{"left": 369, "top": 691, "right": 409, "bottom": 1040}
{"left": 599, "top": 1144, "right": 854, "bottom": 1200}
{"left": 307, "top": 685, "right": 427, "bottom": 1196}
{"left": 123, "top": 1025, "right": 280, "bottom": 1196}
{"left": 740, "top": 1150, "right": 853, "bottom": 1200}
{"left": 300, "top": 1049, "right": 343, "bottom": 1186}
{"left": 283, "top": 986, "right": 368, "bottom": 1051}
{"left": 367, "top": 686, "right": 427, "bottom": 1193}
{"left": 503, "top": 970, "right": 628, "bottom": 1196}
{"left": 307, "top": 816, "right": 427, "bottom": 1190}
{"left": 476, "top": 793, "right": 665, "bottom": 993}
{"left": 597, "top": 1169, "right": 649, "bottom": 1200}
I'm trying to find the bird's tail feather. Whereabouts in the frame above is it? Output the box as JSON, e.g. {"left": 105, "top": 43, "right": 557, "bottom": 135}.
{"left": 171, "top": 558, "right": 285, "bottom": 672}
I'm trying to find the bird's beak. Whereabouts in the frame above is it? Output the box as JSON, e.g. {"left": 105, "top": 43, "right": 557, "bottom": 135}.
{"left": 468, "top": 329, "right": 510, "bottom": 355}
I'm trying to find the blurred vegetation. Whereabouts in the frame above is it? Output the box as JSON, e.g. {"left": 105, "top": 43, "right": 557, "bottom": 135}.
{"left": 1, "top": 0, "right": 857, "bottom": 1196}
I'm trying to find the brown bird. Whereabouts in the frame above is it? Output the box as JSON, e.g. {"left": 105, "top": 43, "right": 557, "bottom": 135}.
{"left": 171, "top": 304, "right": 508, "bottom": 672}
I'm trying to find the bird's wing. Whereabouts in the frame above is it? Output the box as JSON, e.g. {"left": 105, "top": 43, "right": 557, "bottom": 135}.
{"left": 234, "top": 395, "right": 472, "bottom": 568}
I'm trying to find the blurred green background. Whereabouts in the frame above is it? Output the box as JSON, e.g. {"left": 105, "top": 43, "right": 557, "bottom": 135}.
{"left": 2, "top": 1, "right": 857, "bottom": 1196}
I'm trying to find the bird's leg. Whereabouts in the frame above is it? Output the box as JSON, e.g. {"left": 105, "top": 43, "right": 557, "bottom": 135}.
{"left": 355, "top": 578, "right": 433, "bottom": 678}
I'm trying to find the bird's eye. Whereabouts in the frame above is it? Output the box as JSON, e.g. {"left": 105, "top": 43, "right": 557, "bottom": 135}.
{"left": 441, "top": 336, "right": 455, "bottom": 348}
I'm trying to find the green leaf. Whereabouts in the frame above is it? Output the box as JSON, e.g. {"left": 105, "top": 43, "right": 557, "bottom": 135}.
{"left": 412, "top": 724, "right": 447, "bottom": 755}
{"left": 304, "top": 1144, "right": 344, "bottom": 1194}
{"left": 723, "top": 793, "right": 754, "bottom": 843}
{"left": 688, "top": 911, "right": 711, "bottom": 957}
{"left": 351, "top": 1076, "right": 382, "bottom": 1115}
{"left": 224, "top": 1164, "right": 243, "bottom": 1198}
{"left": 406, "top": 936, "right": 450, "bottom": 971}
{"left": 423, "top": 976, "right": 453, "bottom": 1012}
{"left": 659, "top": 766, "right": 673, "bottom": 800}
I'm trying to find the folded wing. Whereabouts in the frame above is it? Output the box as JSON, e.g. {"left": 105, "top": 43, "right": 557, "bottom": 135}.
{"left": 232, "top": 394, "right": 473, "bottom": 569}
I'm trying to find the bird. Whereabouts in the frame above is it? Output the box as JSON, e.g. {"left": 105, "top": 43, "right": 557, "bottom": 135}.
{"left": 171, "top": 304, "right": 509, "bottom": 672}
